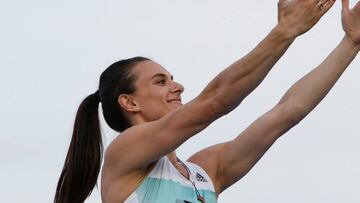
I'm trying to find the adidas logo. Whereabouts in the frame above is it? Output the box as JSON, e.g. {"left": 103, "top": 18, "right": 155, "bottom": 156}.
{"left": 196, "top": 173, "right": 208, "bottom": 182}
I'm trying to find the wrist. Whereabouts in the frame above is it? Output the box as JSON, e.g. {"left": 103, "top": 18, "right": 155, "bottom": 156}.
{"left": 273, "top": 23, "right": 298, "bottom": 42}
{"left": 343, "top": 35, "right": 360, "bottom": 52}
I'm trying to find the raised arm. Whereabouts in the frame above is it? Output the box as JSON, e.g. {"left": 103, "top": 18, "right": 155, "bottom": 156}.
{"left": 204, "top": 0, "right": 335, "bottom": 115}
{"left": 106, "top": 0, "right": 335, "bottom": 173}
{"left": 193, "top": 0, "right": 360, "bottom": 194}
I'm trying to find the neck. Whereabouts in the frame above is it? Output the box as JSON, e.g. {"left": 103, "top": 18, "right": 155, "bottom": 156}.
{"left": 127, "top": 114, "right": 147, "bottom": 126}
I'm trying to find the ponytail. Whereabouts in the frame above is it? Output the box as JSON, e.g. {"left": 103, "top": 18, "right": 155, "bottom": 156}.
{"left": 54, "top": 91, "right": 103, "bottom": 203}
{"left": 54, "top": 56, "right": 150, "bottom": 202}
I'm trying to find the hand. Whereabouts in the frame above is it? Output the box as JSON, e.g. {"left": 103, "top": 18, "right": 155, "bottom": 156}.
{"left": 342, "top": 0, "right": 360, "bottom": 46}
{"left": 277, "top": 0, "right": 336, "bottom": 38}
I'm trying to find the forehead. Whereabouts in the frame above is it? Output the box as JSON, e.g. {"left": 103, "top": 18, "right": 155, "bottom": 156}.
{"left": 132, "top": 60, "right": 172, "bottom": 81}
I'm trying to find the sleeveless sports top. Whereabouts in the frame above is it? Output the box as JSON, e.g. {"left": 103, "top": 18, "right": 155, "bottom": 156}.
{"left": 124, "top": 156, "right": 218, "bottom": 203}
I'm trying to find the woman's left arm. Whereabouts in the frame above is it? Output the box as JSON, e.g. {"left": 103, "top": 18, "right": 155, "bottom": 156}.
{"left": 188, "top": 0, "right": 360, "bottom": 195}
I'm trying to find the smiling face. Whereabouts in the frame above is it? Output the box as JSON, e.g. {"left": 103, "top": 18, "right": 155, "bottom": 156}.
{"left": 120, "top": 60, "right": 184, "bottom": 122}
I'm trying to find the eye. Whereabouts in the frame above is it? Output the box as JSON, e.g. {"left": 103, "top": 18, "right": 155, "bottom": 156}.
{"left": 156, "top": 79, "right": 166, "bottom": 85}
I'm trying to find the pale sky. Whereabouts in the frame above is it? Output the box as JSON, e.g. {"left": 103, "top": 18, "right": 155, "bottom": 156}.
{"left": 1, "top": 0, "right": 359, "bottom": 202}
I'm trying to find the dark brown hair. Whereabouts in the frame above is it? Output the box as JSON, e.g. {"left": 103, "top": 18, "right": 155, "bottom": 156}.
{"left": 54, "top": 56, "right": 150, "bottom": 203}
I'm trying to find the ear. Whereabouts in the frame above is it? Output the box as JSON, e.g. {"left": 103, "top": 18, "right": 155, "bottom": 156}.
{"left": 118, "top": 94, "right": 141, "bottom": 112}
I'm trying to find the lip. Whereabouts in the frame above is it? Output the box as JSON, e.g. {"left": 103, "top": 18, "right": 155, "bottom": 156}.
{"left": 167, "top": 98, "right": 182, "bottom": 103}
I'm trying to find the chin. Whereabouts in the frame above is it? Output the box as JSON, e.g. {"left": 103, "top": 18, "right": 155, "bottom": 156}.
{"left": 167, "top": 107, "right": 179, "bottom": 112}
{"left": 172, "top": 105, "right": 182, "bottom": 110}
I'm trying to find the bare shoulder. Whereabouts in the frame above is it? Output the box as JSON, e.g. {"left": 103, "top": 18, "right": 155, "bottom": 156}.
{"left": 102, "top": 125, "right": 155, "bottom": 175}
{"left": 187, "top": 142, "right": 230, "bottom": 195}
{"left": 102, "top": 139, "right": 158, "bottom": 202}
{"left": 103, "top": 129, "right": 139, "bottom": 174}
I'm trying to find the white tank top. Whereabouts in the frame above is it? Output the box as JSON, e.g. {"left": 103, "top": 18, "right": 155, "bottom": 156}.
{"left": 124, "top": 156, "right": 217, "bottom": 203}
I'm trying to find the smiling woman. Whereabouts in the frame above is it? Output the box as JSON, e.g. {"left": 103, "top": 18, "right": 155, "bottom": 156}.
{"left": 124, "top": 61, "right": 185, "bottom": 122}
{"left": 54, "top": 0, "right": 360, "bottom": 203}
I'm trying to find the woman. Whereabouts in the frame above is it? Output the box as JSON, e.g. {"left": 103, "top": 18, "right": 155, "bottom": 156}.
{"left": 55, "top": 0, "right": 359, "bottom": 202}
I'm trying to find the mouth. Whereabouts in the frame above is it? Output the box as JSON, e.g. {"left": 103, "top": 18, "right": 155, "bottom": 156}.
{"left": 167, "top": 98, "right": 182, "bottom": 104}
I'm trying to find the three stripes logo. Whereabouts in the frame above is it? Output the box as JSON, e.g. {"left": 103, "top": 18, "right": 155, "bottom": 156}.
{"left": 196, "top": 173, "right": 208, "bottom": 183}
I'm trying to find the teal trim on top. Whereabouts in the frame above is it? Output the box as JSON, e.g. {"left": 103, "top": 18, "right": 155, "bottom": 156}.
{"left": 136, "top": 177, "right": 217, "bottom": 203}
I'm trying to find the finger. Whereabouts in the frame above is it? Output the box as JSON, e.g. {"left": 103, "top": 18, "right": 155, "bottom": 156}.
{"left": 316, "top": 0, "right": 330, "bottom": 5}
{"left": 312, "top": 0, "right": 327, "bottom": 6}
{"left": 278, "top": 0, "right": 291, "bottom": 6}
{"left": 353, "top": 0, "right": 360, "bottom": 10}
{"left": 342, "top": 0, "right": 349, "bottom": 11}
{"left": 318, "top": 0, "right": 336, "bottom": 16}
{"left": 322, "top": 0, "right": 331, "bottom": 5}
{"left": 278, "top": 0, "right": 292, "bottom": 3}
{"left": 314, "top": 0, "right": 326, "bottom": 12}
{"left": 322, "top": 0, "right": 335, "bottom": 8}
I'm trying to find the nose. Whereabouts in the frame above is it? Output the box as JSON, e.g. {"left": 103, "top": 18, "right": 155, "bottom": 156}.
{"left": 170, "top": 81, "right": 184, "bottom": 95}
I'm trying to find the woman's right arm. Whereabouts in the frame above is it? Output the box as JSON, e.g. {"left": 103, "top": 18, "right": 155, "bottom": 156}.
{"left": 107, "top": 0, "right": 336, "bottom": 172}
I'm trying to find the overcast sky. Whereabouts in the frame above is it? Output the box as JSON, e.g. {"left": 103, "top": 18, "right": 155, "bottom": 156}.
{"left": 1, "top": 0, "right": 359, "bottom": 202}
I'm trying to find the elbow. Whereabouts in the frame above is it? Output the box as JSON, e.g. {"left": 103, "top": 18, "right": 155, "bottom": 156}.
{"left": 193, "top": 91, "right": 226, "bottom": 121}
{"left": 198, "top": 85, "right": 233, "bottom": 118}
{"left": 210, "top": 96, "right": 238, "bottom": 118}
{"left": 200, "top": 76, "right": 249, "bottom": 118}
{"left": 276, "top": 101, "right": 308, "bottom": 127}
{"left": 209, "top": 86, "right": 245, "bottom": 117}
{"left": 210, "top": 98, "right": 224, "bottom": 118}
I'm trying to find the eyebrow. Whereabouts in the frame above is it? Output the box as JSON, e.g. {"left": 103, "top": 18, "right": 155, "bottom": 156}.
{"left": 151, "top": 73, "right": 173, "bottom": 80}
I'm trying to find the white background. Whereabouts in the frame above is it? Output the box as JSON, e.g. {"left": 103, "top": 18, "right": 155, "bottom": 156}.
{"left": 1, "top": 0, "right": 359, "bottom": 202}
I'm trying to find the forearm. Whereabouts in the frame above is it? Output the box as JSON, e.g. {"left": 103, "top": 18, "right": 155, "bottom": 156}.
{"left": 203, "top": 25, "right": 295, "bottom": 115}
{"left": 279, "top": 36, "right": 360, "bottom": 121}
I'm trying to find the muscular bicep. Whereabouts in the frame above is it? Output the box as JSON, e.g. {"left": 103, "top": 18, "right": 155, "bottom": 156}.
{"left": 215, "top": 104, "right": 298, "bottom": 192}
{"left": 105, "top": 95, "right": 218, "bottom": 174}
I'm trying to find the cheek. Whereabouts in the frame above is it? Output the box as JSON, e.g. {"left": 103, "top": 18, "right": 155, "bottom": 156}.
{"left": 141, "top": 98, "right": 171, "bottom": 121}
{"left": 135, "top": 84, "right": 169, "bottom": 105}
{"left": 138, "top": 91, "right": 168, "bottom": 108}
